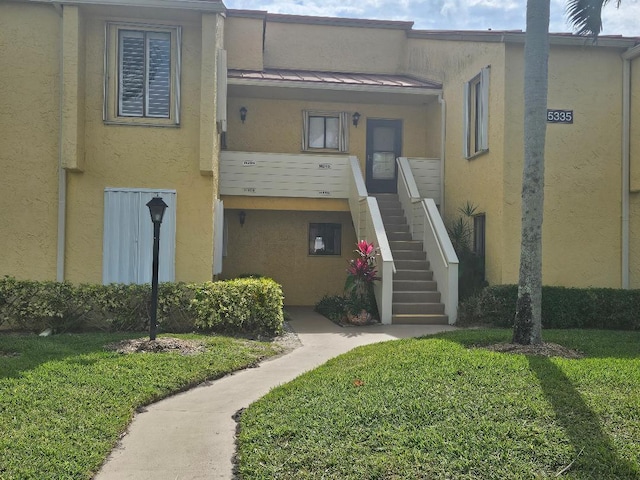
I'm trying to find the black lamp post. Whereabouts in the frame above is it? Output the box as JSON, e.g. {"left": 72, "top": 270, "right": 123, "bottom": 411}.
{"left": 146, "top": 196, "right": 168, "bottom": 341}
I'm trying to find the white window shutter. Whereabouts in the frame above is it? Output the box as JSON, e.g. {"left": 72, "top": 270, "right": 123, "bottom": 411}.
{"left": 146, "top": 32, "right": 171, "bottom": 118}
{"left": 103, "top": 189, "right": 176, "bottom": 284}
{"left": 302, "top": 110, "right": 310, "bottom": 150}
{"left": 216, "top": 49, "right": 228, "bottom": 132}
{"left": 119, "top": 31, "right": 145, "bottom": 116}
{"left": 479, "top": 66, "right": 490, "bottom": 151}
{"left": 463, "top": 80, "right": 470, "bottom": 157}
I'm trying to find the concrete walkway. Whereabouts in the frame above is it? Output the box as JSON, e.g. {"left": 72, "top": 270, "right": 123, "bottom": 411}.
{"left": 95, "top": 307, "right": 455, "bottom": 480}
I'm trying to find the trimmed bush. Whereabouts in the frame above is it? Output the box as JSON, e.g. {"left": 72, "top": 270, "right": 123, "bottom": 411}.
{"left": 0, "top": 276, "right": 284, "bottom": 336}
{"left": 191, "top": 278, "right": 284, "bottom": 335}
{"left": 458, "top": 284, "right": 640, "bottom": 330}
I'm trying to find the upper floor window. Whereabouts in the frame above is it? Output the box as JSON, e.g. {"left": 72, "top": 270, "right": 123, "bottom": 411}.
{"left": 302, "top": 111, "right": 349, "bottom": 152}
{"left": 105, "top": 23, "right": 181, "bottom": 126}
{"left": 463, "top": 66, "right": 490, "bottom": 158}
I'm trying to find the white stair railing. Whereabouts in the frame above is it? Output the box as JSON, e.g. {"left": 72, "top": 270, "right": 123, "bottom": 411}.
{"left": 397, "top": 157, "right": 459, "bottom": 324}
{"left": 348, "top": 157, "right": 395, "bottom": 324}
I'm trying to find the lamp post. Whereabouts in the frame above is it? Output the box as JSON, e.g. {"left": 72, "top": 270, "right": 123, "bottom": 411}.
{"left": 146, "top": 196, "right": 168, "bottom": 341}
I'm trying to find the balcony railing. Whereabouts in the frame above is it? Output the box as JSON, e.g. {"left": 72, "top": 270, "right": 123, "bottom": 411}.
{"left": 220, "top": 151, "right": 350, "bottom": 198}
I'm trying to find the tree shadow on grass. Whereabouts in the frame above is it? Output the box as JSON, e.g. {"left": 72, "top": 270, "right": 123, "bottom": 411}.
{"left": 528, "top": 356, "right": 640, "bottom": 479}
{"left": 0, "top": 333, "right": 143, "bottom": 380}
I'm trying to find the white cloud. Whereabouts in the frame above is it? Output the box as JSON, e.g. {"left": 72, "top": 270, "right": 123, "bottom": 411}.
{"left": 225, "top": 0, "right": 640, "bottom": 36}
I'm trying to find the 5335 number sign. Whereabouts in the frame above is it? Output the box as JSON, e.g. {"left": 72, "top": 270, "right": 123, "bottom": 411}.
{"left": 547, "top": 109, "right": 573, "bottom": 124}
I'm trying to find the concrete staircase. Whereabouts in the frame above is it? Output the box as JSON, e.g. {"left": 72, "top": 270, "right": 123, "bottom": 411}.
{"left": 375, "top": 194, "right": 449, "bottom": 325}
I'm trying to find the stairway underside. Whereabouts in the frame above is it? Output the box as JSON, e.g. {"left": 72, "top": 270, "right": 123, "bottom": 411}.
{"left": 375, "top": 194, "right": 448, "bottom": 325}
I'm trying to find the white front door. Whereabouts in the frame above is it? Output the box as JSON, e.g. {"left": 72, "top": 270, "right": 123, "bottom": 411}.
{"left": 103, "top": 188, "right": 176, "bottom": 284}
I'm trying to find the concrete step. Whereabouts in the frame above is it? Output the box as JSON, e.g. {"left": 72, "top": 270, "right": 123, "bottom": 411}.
{"left": 385, "top": 224, "right": 410, "bottom": 234}
{"left": 373, "top": 194, "right": 400, "bottom": 203}
{"left": 389, "top": 240, "right": 423, "bottom": 251}
{"left": 395, "top": 259, "right": 430, "bottom": 270}
{"left": 393, "top": 291, "right": 441, "bottom": 303}
{"left": 386, "top": 231, "right": 412, "bottom": 241}
{"left": 394, "top": 279, "right": 438, "bottom": 291}
{"left": 393, "top": 250, "right": 427, "bottom": 261}
{"left": 394, "top": 269, "right": 433, "bottom": 281}
{"left": 379, "top": 207, "right": 404, "bottom": 217}
{"left": 393, "top": 302, "right": 445, "bottom": 314}
{"left": 392, "top": 314, "right": 449, "bottom": 325}
{"left": 382, "top": 215, "right": 406, "bottom": 225}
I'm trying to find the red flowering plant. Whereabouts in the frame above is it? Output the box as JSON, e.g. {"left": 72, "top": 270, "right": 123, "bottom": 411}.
{"left": 344, "top": 241, "right": 380, "bottom": 321}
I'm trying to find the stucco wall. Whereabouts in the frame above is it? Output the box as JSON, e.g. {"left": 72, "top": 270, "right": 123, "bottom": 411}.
{"left": 0, "top": 3, "right": 61, "bottom": 280}
{"left": 63, "top": 6, "right": 218, "bottom": 283}
{"left": 221, "top": 210, "right": 357, "bottom": 305}
{"left": 225, "top": 16, "right": 264, "bottom": 71}
{"left": 263, "top": 21, "right": 407, "bottom": 74}
{"left": 406, "top": 38, "right": 507, "bottom": 285}
{"left": 629, "top": 57, "right": 640, "bottom": 287}
{"left": 225, "top": 97, "right": 433, "bottom": 168}
{"left": 502, "top": 43, "right": 625, "bottom": 288}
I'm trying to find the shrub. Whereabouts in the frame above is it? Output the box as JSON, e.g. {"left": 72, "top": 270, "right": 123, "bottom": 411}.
{"left": 344, "top": 241, "right": 379, "bottom": 317}
{"left": 314, "top": 294, "right": 347, "bottom": 323}
{"left": 458, "top": 284, "right": 640, "bottom": 330}
{"left": 0, "top": 276, "right": 284, "bottom": 336}
{"left": 191, "top": 278, "right": 284, "bottom": 336}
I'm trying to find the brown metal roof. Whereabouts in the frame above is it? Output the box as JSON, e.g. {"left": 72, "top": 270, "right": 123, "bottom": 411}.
{"left": 227, "top": 69, "right": 441, "bottom": 90}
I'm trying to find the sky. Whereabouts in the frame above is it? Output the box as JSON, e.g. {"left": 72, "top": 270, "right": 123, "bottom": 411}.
{"left": 225, "top": 0, "right": 640, "bottom": 37}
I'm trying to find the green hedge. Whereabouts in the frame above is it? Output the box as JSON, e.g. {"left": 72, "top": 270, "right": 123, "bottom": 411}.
{"left": 0, "top": 276, "right": 284, "bottom": 336}
{"left": 458, "top": 284, "right": 640, "bottom": 330}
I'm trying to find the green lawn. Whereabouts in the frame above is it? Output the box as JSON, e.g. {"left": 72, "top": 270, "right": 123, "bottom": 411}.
{"left": 0, "top": 332, "right": 279, "bottom": 479}
{"left": 237, "top": 329, "right": 640, "bottom": 479}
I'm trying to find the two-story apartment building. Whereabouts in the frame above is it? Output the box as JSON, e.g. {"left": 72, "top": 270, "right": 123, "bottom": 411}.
{"left": 2, "top": 0, "right": 639, "bottom": 324}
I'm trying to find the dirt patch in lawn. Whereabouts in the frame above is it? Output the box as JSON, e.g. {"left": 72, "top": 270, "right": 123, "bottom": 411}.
{"left": 479, "top": 342, "right": 584, "bottom": 359}
{"left": 0, "top": 350, "right": 20, "bottom": 358}
{"left": 105, "top": 337, "right": 206, "bottom": 355}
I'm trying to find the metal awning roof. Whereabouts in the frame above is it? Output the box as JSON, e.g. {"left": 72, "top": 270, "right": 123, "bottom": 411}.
{"left": 227, "top": 68, "right": 441, "bottom": 93}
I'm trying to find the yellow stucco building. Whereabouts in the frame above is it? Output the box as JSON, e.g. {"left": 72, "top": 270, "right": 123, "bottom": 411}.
{"left": 1, "top": 0, "right": 639, "bottom": 324}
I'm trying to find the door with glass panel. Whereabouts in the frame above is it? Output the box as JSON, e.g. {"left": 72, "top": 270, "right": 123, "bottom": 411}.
{"left": 365, "top": 119, "right": 402, "bottom": 193}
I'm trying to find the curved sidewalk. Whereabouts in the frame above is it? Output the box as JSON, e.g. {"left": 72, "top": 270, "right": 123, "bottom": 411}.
{"left": 95, "top": 307, "right": 455, "bottom": 480}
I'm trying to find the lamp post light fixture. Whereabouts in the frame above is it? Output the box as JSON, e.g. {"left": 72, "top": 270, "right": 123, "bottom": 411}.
{"left": 239, "top": 106, "right": 248, "bottom": 123}
{"left": 352, "top": 112, "right": 361, "bottom": 127}
{"left": 146, "top": 196, "right": 168, "bottom": 341}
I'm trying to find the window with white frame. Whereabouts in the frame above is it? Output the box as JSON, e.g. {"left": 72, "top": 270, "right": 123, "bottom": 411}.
{"left": 302, "top": 111, "right": 349, "bottom": 152}
{"left": 463, "top": 66, "right": 490, "bottom": 158}
{"left": 105, "top": 23, "right": 181, "bottom": 125}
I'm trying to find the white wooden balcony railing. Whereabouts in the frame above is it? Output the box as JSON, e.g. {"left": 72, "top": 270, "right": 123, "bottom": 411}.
{"left": 219, "top": 151, "right": 350, "bottom": 198}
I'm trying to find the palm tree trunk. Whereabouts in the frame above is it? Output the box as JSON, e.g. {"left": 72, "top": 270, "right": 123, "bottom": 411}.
{"left": 513, "top": 0, "right": 550, "bottom": 345}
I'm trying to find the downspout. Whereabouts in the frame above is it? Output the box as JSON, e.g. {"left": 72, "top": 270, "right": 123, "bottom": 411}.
{"left": 438, "top": 93, "right": 446, "bottom": 214}
{"left": 56, "top": 3, "right": 66, "bottom": 282}
{"left": 621, "top": 44, "right": 640, "bottom": 289}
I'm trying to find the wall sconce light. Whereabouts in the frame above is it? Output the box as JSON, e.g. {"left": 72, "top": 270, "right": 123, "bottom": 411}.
{"left": 239, "top": 210, "right": 246, "bottom": 227}
{"left": 239, "top": 106, "right": 248, "bottom": 124}
{"left": 352, "top": 112, "right": 361, "bottom": 128}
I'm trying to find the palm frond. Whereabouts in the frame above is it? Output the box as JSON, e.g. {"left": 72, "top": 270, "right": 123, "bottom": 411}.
{"left": 566, "top": 0, "right": 619, "bottom": 37}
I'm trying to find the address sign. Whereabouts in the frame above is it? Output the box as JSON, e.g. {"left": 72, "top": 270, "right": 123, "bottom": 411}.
{"left": 547, "top": 109, "right": 573, "bottom": 124}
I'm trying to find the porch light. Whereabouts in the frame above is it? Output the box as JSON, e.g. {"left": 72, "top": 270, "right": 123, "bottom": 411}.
{"left": 147, "top": 196, "right": 168, "bottom": 224}
{"left": 352, "top": 112, "right": 361, "bottom": 127}
{"left": 146, "top": 196, "right": 168, "bottom": 341}
{"left": 239, "top": 106, "right": 248, "bottom": 123}
{"left": 239, "top": 210, "right": 246, "bottom": 227}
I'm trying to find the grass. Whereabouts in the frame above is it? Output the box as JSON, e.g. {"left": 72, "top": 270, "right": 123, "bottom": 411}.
{"left": 237, "top": 329, "right": 640, "bottom": 479}
{"left": 0, "top": 332, "right": 280, "bottom": 479}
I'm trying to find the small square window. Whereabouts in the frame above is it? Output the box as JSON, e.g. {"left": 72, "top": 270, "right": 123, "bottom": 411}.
{"left": 309, "top": 223, "right": 342, "bottom": 256}
{"left": 303, "top": 111, "right": 348, "bottom": 152}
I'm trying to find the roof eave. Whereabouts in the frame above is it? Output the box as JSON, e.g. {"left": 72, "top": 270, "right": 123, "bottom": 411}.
{"left": 228, "top": 77, "right": 441, "bottom": 95}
